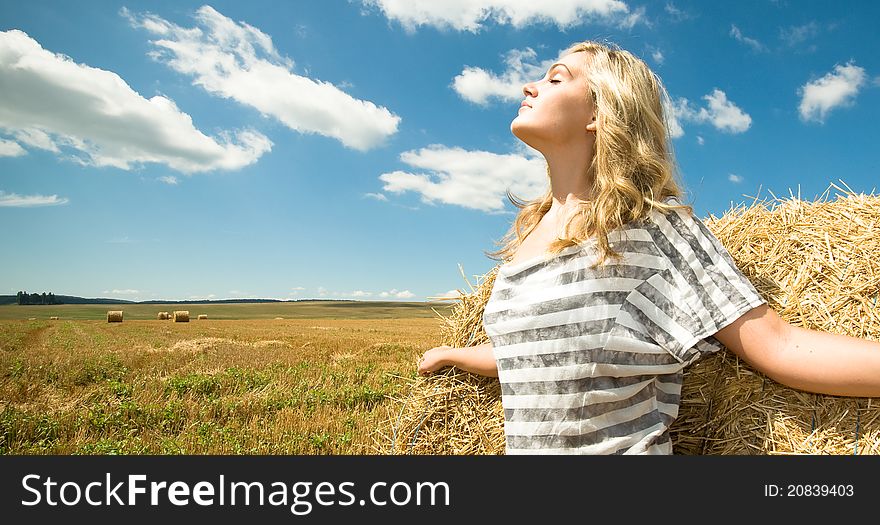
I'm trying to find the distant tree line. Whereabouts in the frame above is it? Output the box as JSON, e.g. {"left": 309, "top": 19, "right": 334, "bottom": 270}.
{"left": 16, "top": 291, "right": 57, "bottom": 305}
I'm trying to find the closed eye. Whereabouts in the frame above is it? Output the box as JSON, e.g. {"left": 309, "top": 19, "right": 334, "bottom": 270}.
{"left": 549, "top": 79, "right": 561, "bottom": 84}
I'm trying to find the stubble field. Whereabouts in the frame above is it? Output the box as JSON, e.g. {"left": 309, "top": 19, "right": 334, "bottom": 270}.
{"left": 0, "top": 302, "right": 453, "bottom": 454}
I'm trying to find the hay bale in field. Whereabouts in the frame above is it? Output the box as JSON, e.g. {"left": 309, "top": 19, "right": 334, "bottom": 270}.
{"left": 377, "top": 182, "right": 880, "bottom": 455}
{"left": 173, "top": 310, "right": 190, "bottom": 323}
{"left": 197, "top": 314, "right": 208, "bottom": 320}
{"left": 157, "top": 312, "right": 170, "bottom": 320}
{"left": 49, "top": 316, "right": 59, "bottom": 320}
{"left": 107, "top": 311, "right": 123, "bottom": 323}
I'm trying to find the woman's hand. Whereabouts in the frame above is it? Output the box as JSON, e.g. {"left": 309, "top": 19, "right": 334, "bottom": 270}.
{"left": 418, "top": 345, "right": 452, "bottom": 376}
{"left": 416, "top": 342, "right": 499, "bottom": 378}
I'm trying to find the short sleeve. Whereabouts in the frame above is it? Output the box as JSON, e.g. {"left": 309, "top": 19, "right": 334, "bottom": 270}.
{"left": 616, "top": 204, "right": 767, "bottom": 365}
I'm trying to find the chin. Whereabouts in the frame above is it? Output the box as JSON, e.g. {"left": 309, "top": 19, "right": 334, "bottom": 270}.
{"left": 510, "top": 119, "right": 530, "bottom": 142}
{"left": 510, "top": 123, "right": 542, "bottom": 152}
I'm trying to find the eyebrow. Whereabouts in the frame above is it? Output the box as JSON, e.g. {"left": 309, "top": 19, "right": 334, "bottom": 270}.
{"left": 547, "top": 63, "right": 574, "bottom": 76}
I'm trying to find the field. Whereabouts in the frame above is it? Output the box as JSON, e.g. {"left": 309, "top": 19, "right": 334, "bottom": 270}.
{"left": 0, "top": 300, "right": 450, "bottom": 321}
{"left": 0, "top": 301, "right": 455, "bottom": 454}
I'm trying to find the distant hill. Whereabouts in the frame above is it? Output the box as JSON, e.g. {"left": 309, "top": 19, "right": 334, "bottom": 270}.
{"left": 137, "top": 298, "right": 291, "bottom": 304}
{"left": 0, "top": 295, "right": 377, "bottom": 305}
{"left": 0, "top": 295, "right": 136, "bottom": 305}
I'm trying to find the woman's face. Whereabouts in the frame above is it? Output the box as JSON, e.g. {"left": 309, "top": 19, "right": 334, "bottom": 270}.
{"left": 511, "top": 52, "right": 596, "bottom": 151}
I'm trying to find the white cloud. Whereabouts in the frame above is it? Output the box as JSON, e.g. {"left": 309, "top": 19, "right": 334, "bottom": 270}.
{"left": 103, "top": 289, "right": 140, "bottom": 295}
{"left": 430, "top": 289, "right": 462, "bottom": 301}
{"left": 361, "top": 0, "right": 638, "bottom": 33}
{"left": 10, "top": 128, "right": 59, "bottom": 152}
{"left": 663, "top": 98, "right": 685, "bottom": 139}
{"left": 106, "top": 236, "right": 134, "bottom": 244}
{"left": 323, "top": 289, "right": 416, "bottom": 299}
{"left": 779, "top": 21, "right": 820, "bottom": 47}
{"left": 452, "top": 47, "right": 556, "bottom": 106}
{"left": 648, "top": 46, "right": 664, "bottom": 65}
{"left": 0, "top": 190, "right": 69, "bottom": 207}
{"left": 664, "top": 2, "right": 694, "bottom": 22}
{"left": 700, "top": 90, "right": 752, "bottom": 133}
{"left": 378, "top": 288, "right": 415, "bottom": 299}
{"left": 618, "top": 5, "right": 647, "bottom": 29}
{"left": 696, "top": 135, "right": 704, "bottom": 145}
{"left": 378, "top": 144, "right": 547, "bottom": 213}
{"left": 730, "top": 24, "right": 766, "bottom": 52}
{"left": 0, "top": 29, "right": 271, "bottom": 173}
{"left": 126, "top": 6, "right": 400, "bottom": 151}
{"left": 188, "top": 293, "right": 216, "bottom": 300}
{"left": 798, "top": 62, "right": 866, "bottom": 124}
{"left": 728, "top": 173, "right": 743, "bottom": 183}
{"left": 159, "top": 175, "right": 179, "bottom": 185}
{"left": 364, "top": 192, "right": 388, "bottom": 201}
{"left": 669, "top": 89, "right": 751, "bottom": 135}
{"left": 0, "top": 138, "right": 26, "bottom": 157}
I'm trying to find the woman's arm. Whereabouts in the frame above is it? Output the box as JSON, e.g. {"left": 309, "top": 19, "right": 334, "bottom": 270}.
{"left": 714, "top": 304, "right": 880, "bottom": 397}
{"left": 417, "top": 342, "right": 498, "bottom": 378}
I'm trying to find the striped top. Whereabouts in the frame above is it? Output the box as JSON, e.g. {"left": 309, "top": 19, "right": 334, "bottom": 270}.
{"left": 482, "top": 196, "right": 766, "bottom": 454}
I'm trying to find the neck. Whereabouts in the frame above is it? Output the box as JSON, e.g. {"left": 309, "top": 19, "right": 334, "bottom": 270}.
{"left": 542, "top": 141, "right": 595, "bottom": 215}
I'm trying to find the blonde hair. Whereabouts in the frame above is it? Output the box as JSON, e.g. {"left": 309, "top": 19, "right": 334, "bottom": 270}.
{"left": 487, "top": 40, "right": 694, "bottom": 268}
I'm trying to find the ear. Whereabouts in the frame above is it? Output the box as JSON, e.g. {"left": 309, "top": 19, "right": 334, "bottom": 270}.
{"left": 585, "top": 117, "right": 597, "bottom": 133}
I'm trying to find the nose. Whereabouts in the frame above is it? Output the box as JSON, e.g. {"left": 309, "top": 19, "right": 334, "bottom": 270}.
{"left": 522, "top": 81, "right": 537, "bottom": 98}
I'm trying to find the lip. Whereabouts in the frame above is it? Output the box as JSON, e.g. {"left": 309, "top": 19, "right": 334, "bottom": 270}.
{"left": 520, "top": 101, "right": 531, "bottom": 108}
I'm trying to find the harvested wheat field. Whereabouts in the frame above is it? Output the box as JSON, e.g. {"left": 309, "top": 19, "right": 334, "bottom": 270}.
{"left": 377, "top": 182, "right": 880, "bottom": 455}
{"left": 0, "top": 316, "right": 444, "bottom": 454}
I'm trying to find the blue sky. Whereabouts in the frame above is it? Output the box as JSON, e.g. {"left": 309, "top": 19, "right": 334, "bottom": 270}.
{"left": 2, "top": 0, "right": 878, "bottom": 302}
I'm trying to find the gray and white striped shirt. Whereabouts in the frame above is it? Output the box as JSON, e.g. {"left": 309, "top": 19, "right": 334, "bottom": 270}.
{"left": 482, "top": 196, "right": 766, "bottom": 454}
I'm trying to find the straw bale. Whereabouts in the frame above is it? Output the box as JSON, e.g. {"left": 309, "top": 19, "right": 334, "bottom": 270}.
{"left": 197, "top": 314, "right": 208, "bottom": 320}
{"left": 107, "top": 311, "right": 123, "bottom": 323}
{"left": 49, "top": 316, "right": 59, "bottom": 320}
{"left": 157, "top": 312, "right": 170, "bottom": 320}
{"left": 173, "top": 310, "right": 189, "bottom": 323}
{"left": 377, "top": 182, "right": 880, "bottom": 455}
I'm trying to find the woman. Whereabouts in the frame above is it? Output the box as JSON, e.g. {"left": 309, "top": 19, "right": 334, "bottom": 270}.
{"left": 417, "top": 40, "right": 880, "bottom": 455}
